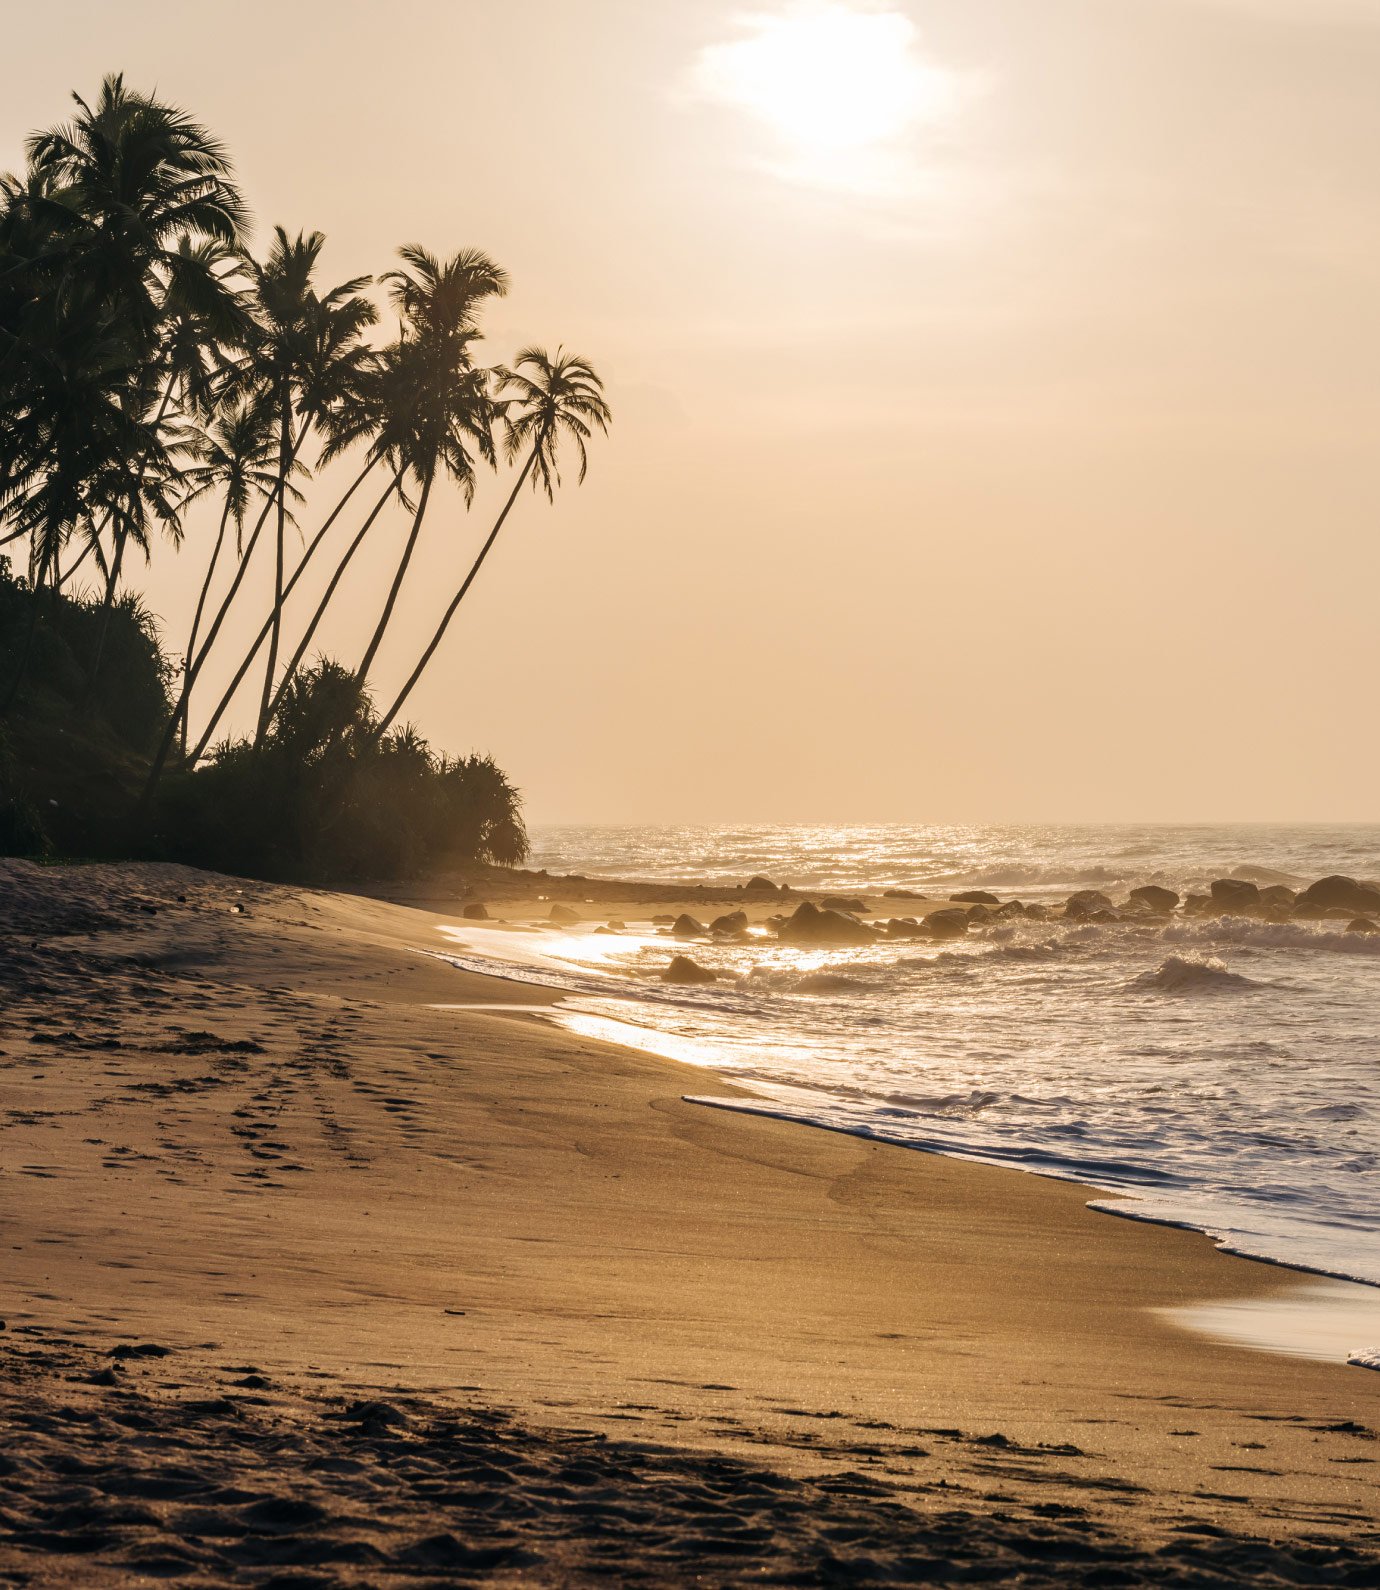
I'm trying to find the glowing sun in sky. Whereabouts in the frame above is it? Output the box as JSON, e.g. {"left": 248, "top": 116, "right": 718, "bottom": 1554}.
{"left": 695, "top": 3, "right": 964, "bottom": 177}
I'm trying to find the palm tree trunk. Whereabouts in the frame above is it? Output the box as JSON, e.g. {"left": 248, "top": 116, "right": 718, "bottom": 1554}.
{"left": 193, "top": 462, "right": 394, "bottom": 764}
{"left": 136, "top": 456, "right": 295, "bottom": 818}
{"left": 255, "top": 398, "right": 293, "bottom": 743}
{"left": 354, "top": 468, "right": 434, "bottom": 684}
{"left": 180, "top": 497, "right": 233, "bottom": 756}
{"left": 53, "top": 534, "right": 97, "bottom": 591}
{"left": 258, "top": 467, "right": 401, "bottom": 732}
{"left": 372, "top": 444, "right": 538, "bottom": 741}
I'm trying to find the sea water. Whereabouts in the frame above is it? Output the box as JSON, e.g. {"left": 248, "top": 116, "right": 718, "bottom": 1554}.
{"left": 442, "top": 824, "right": 1380, "bottom": 1362}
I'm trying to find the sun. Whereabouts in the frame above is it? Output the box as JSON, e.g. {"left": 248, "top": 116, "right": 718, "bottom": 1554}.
{"left": 695, "top": 4, "right": 960, "bottom": 159}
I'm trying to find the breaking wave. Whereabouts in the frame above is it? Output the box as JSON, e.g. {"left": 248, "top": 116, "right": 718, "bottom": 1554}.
{"left": 1130, "top": 956, "right": 1262, "bottom": 994}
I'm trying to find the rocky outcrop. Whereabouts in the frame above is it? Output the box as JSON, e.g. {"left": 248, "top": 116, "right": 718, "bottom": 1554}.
{"left": 952, "top": 890, "right": 999, "bottom": 906}
{"left": 1259, "top": 885, "right": 1297, "bottom": 910}
{"left": 1064, "top": 890, "right": 1114, "bottom": 920}
{"left": 461, "top": 903, "right": 489, "bottom": 920}
{"left": 549, "top": 903, "right": 580, "bottom": 924}
{"left": 1210, "top": 878, "right": 1260, "bottom": 914}
{"left": 883, "top": 918, "right": 927, "bottom": 939}
{"left": 925, "top": 908, "right": 970, "bottom": 940}
{"left": 1347, "top": 918, "right": 1380, "bottom": 934}
{"left": 1128, "top": 886, "right": 1178, "bottom": 914}
{"left": 822, "top": 896, "right": 869, "bottom": 915}
{"left": 777, "top": 901, "right": 875, "bottom": 946}
{"left": 1297, "top": 876, "right": 1380, "bottom": 915}
{"left": 672, "top": 914, "right": 707, "bottom": 939}
{"left": 709, "top": 911, "right": 749, "bottom": 935}
{"left": 662, "top": 955, "right": 719, "bottom": 985}
{"left": 744, "top": 876, "right": 780, "bottom": 894}
{"left": 884, "top": 888, "right": 926, "bottom": 900}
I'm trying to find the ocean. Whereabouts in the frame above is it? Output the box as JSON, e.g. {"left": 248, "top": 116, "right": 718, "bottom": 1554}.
{"left": 441, "top": 823, "right": 1380, "bottom": 1359}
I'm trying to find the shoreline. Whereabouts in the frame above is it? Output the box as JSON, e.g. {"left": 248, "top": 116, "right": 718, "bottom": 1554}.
{"left": 420, "top": 887, "right": 1380, "bottom": 1356}
{"left": 2, "top": 858, "right": 1378, "bottom": 1581}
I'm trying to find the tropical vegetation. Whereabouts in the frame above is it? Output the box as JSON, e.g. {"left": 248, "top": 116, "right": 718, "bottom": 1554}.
{"left": 0, "top": 76, "right": 610, "bottom": 879}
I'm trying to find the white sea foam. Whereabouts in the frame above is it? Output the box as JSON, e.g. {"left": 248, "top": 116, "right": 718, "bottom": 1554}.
{"left": 452, "top": 823, "right": 1380, "bottom": 1340}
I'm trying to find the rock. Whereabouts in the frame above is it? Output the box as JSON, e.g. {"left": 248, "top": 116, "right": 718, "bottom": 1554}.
{"left": 1064, "top": 890, "right": 1115, "bottom": 920}
{"left": 651, "top": 914, "right": 675, "bottom": 926}
{"left": 883, "top": 918, "right": 927, "bottom": 939}
{"left": 607, "top": 920, "right": 627, "bottom": 931}
{"left": 662, "top": 955, "right": 719, "bottom": 985}
{"left": 744, "top": 876, "right": 780, "bottom": 893}
{"left": 709, "top": 911, "right": 749, "bottom": 936}
{"left": 549, "top": 903, "right": 580, "bottom": 923}
{"left": 1296, "top": 876, "right": 1380, "bottom": 916}
{"left": 1346, "top": 917, "right": 1380, "bottom": 934}
{"left": 1259, "top": 885, "right": 1297, "bottom": 910}
{"left": 777, "top": 901, "right": 875, "bottom": 946}
{"left": 672, "top": 913, "right": 707, "bottom": 938}
{"left": 925, "top": 908, "right": 970, "bottom": 940}
{"left": 952, "top": 890, "right": 999, "bottom": 906}
{"left": 991, "top": 900, "right": 1026, "bottom": 919}
{"left": 461, "top": 903, "right": 489, "bottom": 920}
{"left": 1210, "top": 878, "right": 1260, "bottom": 914}
{"left": 1129, "top": 885, "right": 1179, "bottom": 914}
{"left": 1182, "top": 893, "right": 1212, "bottom": 915}
{"left": 884, "top": 888, "right": 926, "bottom": 900}
{"left": 1023, "top": 903, "right": 1052, "bottom": 922}
{"left": 822, "top": 896, "right": 869, "bottom": 914}
{"left": 1086, "top": 909, "right": 1121, "bottom": 924}
{"left": 964, "top": 904, "right": 994, "bottom": 926}
{"left": 795, "top": 972, "right": 862, "bottom": 993}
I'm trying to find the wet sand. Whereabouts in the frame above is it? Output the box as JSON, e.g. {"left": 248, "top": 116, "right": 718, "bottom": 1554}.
{"left": 1, "top": 858, "right": 1377, "bottom": 1584}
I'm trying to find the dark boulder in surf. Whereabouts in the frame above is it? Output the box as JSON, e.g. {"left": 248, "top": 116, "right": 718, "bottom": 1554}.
{"left": 1210, "top": 878, "right": 1260, "bottom": 914}
{"left": 1297, "top": 876, "right": 1380, "bottom": 916}
{"left": 1128, "top": 885, "right": 1178, "bottom": 914}
{"left": 462, "top": 902, "right": 490, "bottom": 920}
{"left": 778, "top": 900, "right": 875, "bottom": 946}
{"left": 883, "top": 917, "right": 927, "bottom": 939}
{"left": 953, "top": 890, "right": 1000, "bottom": 906}
{"left": 709, "top": 911, "right": 749, "bottom": 935}
{"left": 662, "top": 955, "right": 719, "bottom": 985}
{"left": 925, "top": 908, "right": 970, "bottom": 940}
{"left": 822, "top": 895, "right": 869, "bottom": 915}
{"left": 1346, "top": 917, "right": 1380, "bottom": 934}
{"left": 672, "top": 913, "right": 707, "bottom": 938}
{"left": 1064, "top": 890, "right": 1115, "bottom": 920}
{"left": 1259, "top": 885, "right": 1297, "bottom": 910}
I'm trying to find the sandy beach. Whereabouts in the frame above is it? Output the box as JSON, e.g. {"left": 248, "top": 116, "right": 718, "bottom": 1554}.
{"left": 2, "top": 857, "right": 1378, "bottom": 1585}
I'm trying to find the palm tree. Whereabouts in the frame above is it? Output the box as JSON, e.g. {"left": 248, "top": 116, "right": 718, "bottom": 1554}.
{"left": 139, "top": 230, "right": 376, "bottom": 797}
{"left": 350, "top": 245, "right": 507, "bottom": 688}
{"left": 22, "top": 75, "right": 249, "bottom": 686}
{"left": 371, "top": 347, "right": 610, "bottom": 740}
{"left": 243, "top": 227, "right": 377, "bottom": 741}
{"left": 174, "top": 398, "right": 291, "bottom": 753}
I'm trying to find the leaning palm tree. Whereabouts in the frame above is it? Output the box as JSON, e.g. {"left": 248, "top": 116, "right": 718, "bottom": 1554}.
{"left": 350, "top": 245, "right": 507, "bottom": 689}
{"left": 244, "top": 227, "right": 377, "bottom": 741}
{"left": 370, "top": 347, "right": 610, "bottom": 741}
{"left": 174, "top": 398, "right": 293, "bottom": 752}
{"left": 139, "top": 230, "right": 376, "bottom": 797}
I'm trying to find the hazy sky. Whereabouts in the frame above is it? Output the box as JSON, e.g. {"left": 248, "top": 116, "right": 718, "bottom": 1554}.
{"left": 4, "top": 1, "right": 1378, "bottom": 824}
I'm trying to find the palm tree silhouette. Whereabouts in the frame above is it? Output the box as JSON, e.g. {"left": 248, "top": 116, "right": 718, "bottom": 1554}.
{"left": 351, "top": 245, "right": 507, "bottom": 687}
{"left": 175, "top": 398, "right": 293, "bottom": 753}
{"left": 372, "top": 347, "right": 610, "bottom": 741}
{"left": 22, "top": 75, "right": 248, "bottom": 686}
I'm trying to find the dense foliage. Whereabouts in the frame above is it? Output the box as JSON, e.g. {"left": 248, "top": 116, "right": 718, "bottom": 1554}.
{"left": 0, "top": 75, "right": 610, "bottom": 878}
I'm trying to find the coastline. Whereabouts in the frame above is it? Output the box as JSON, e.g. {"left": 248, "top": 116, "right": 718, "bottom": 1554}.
{"left": 2, "top": 858, "right": 1378, "bottom": 1581}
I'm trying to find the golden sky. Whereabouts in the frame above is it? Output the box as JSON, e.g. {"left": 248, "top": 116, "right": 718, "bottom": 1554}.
{"left": 4, "top": 1, "right": 1378, "bottom": 823}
